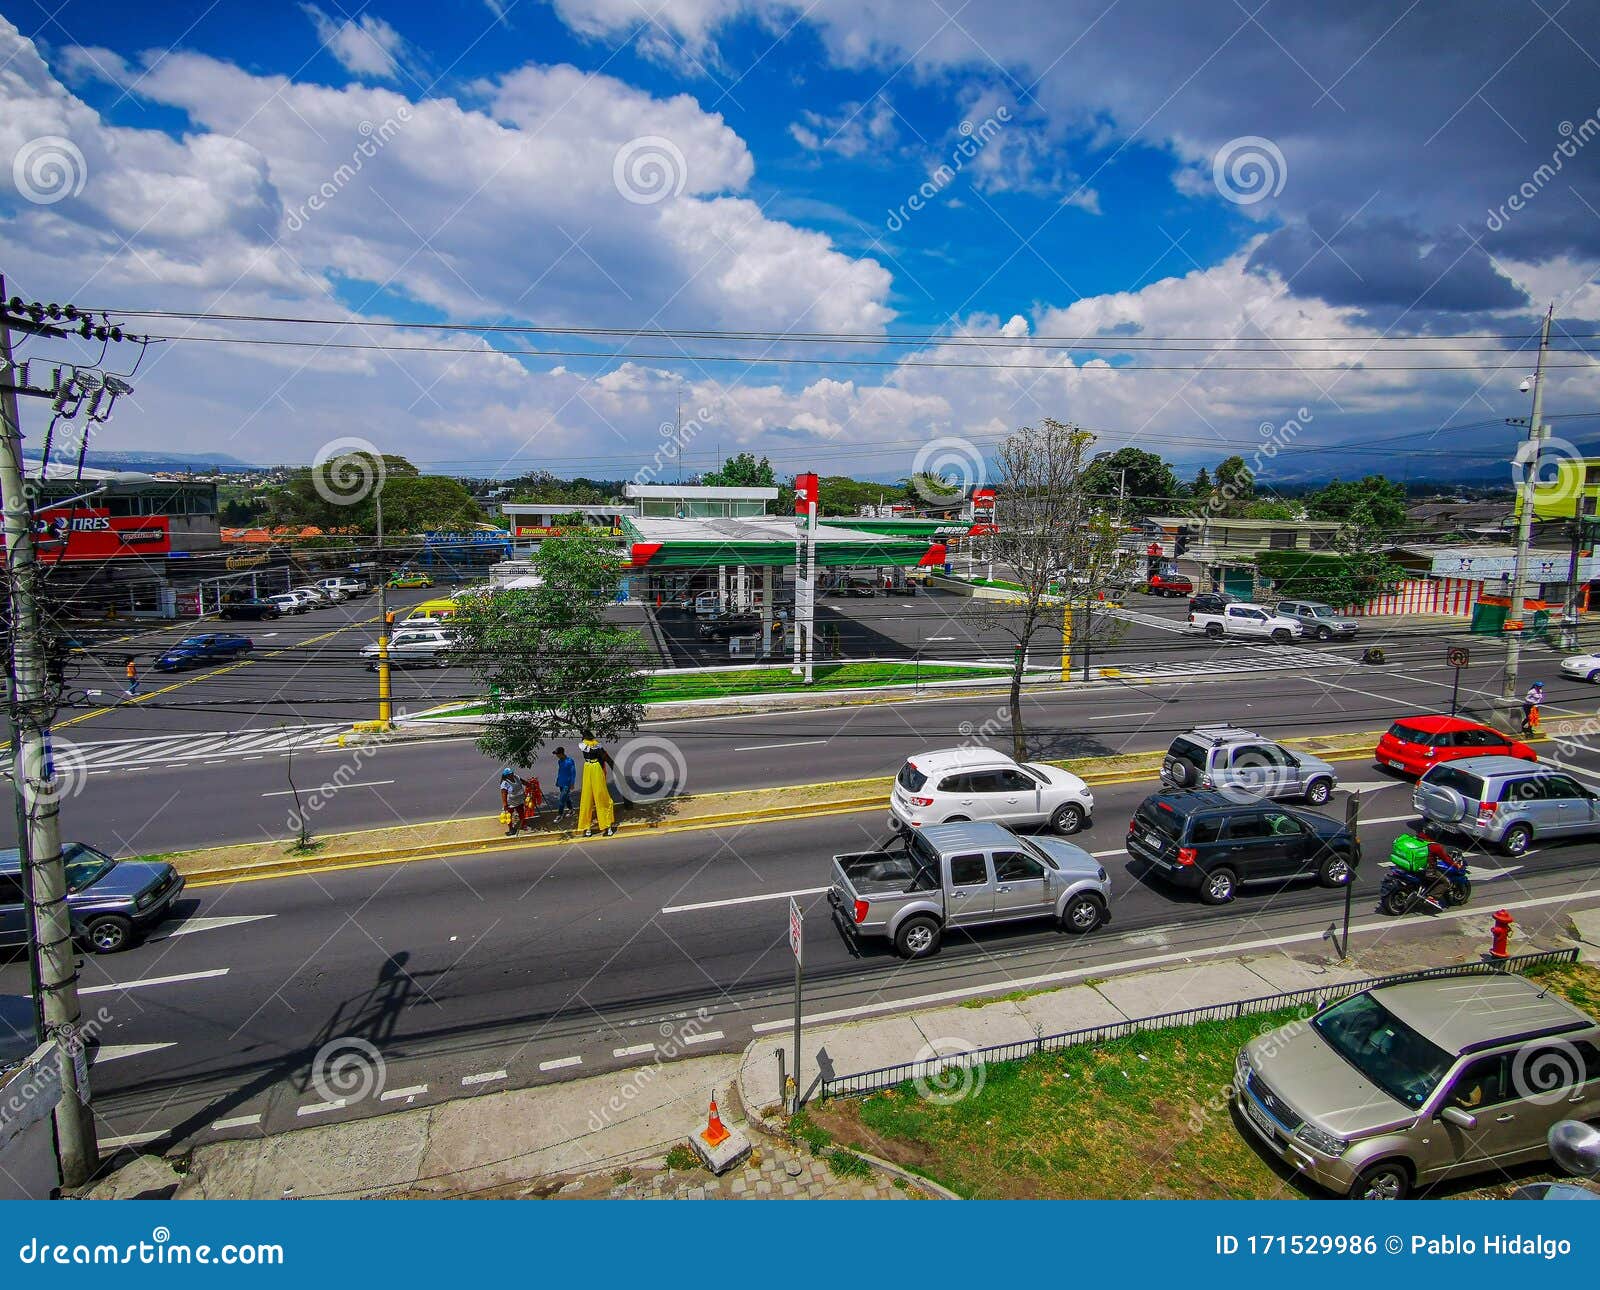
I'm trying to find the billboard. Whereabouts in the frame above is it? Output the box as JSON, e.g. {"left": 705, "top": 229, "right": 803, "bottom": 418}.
{"left": 25, "top": 508, "right": 170, "bottom": 562}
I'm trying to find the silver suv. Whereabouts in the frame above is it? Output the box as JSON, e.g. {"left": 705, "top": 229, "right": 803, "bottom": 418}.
{"left": 1274, "top": 599, "right": 1359, "bottom": 641}
{"left": 1238, "top": 972, "right": 1600, "bottom": 1199}
{"left": 1413, "top": 755, "right": 1600, "bottom": 856}
{"left": 1160, "top": 726, "right": 1339, "bottom": 805}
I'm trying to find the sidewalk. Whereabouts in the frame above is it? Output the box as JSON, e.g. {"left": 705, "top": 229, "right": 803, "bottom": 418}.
{"left": 85, "top": 906, "right": 1600, "bottom": 1201}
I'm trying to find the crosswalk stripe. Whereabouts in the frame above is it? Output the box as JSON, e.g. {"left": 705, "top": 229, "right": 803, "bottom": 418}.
{"left": 2, "top": 724, "right": 348, "bottom": 775}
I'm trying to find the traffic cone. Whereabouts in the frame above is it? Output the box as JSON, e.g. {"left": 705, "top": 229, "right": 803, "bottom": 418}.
{"left": 700, "top": 1094, "right": 730, "bottom": 1149}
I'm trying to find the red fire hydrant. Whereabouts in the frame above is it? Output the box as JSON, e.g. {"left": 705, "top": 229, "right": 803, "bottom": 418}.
{"left": 1490, "top": 909, "right": 1514, "bottom": 960}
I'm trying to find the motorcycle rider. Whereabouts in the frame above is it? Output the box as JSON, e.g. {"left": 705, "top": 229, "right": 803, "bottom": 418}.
{"left": 1418, "top": 836, "right": 1468, "bottom": 908}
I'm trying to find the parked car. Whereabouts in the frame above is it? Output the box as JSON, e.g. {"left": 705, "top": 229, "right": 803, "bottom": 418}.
{"left": 388, "top": 572, "right": 434, "bottom": 589}
{"left": 1188, "top": 591, "right": 1237, "bottom": 616}
{"left": 830, "top": 821, "right": 1111, "bottom": 958}
{"left": 218, "top": 599, "right": 281, "bottom": 621}
{"left": 828, "top": 576, "right": 877, "bottom": 597}
{"left": 1275, "top": 599, "right": 1360, "bottom": 641}
{"left": 0, "top": 842, "right": 185, "bottom": 954}
{"left": 1124, "top": 791, "right": 1358, "bottom": 905}
{"left": 1236, "top": 972, "right": 1600, "bottom": 1199}
{"left": 306, "top": 582, "right": 347, "bottom": 603}
{"left": 291, "top": 585, "right": 336, "bottom": 605}
{"left": 154, "top": 633, "right": 253, "bottom": 671}
{"left": 1374, "top": 715, "right": 1536, "bottom": 778}
{"left": 361, "top": 628, "right": 458, "bottom": 669}
{"left": 1189, "top": 601, "right": 1303, "bottom": 642}
{"left": 696, "top": 613, "right": 760, "bottom": 641}
{"left": 318, "top": 577, "right": 370, "bottom": 599}
{"left": 1160, "top": 725, "right": 1338, "bottom": 804}
{"left": 1146, "top": 571, "right": 1194, "bottom": 597}
{"left": 891, "top": 747, "right": 1094, "bottom": 834}
{"left": 1413, "top": 755, "right": 1599, "bottom": 856}
{"left": 266, "top": 593, "right": 306, "bottom": 616}
{"left": 1560, "top": 652, "right": 1600, "bottom": 683}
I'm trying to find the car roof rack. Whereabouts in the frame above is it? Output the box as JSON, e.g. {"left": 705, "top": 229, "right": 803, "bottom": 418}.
{"left": 1186, "top": 724, "right": 1262, "bottom": 744}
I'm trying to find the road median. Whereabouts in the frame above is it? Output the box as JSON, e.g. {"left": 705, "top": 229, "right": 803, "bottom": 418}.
{"left": 167, "top": 727, "right": 1394, "bottom": 885}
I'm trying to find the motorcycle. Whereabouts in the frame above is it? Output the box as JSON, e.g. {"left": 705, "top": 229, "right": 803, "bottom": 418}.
{"left": 1379, "top": 839, "right": 1472, "bottom": 916}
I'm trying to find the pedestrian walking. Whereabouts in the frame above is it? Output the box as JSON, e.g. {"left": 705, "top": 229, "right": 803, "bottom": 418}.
{"left": 124, "top": 657, "right": 140, "bottom": 697}
{"left": 1522, "top": 681, "right": 1545, "bottom": 735}
{"left": 553, "top": 746, "right": 576, "bottom": 816}
{"left": 499, "top": 767, "right": 528, "bottom": 836}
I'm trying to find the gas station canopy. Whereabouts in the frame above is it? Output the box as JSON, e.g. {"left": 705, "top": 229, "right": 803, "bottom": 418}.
{"left": 622, "top": 515, "right": 948, "bottom": 570}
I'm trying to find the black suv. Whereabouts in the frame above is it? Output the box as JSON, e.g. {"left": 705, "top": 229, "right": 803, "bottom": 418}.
{"left": 696, "top": 613, "right": 760, "bottom": 640}
{"left": 1125, "top": 791, "right": 1358, "bottom": 905}
{"left": 1187, "top": 591, "right": 1237, "bottom": 616}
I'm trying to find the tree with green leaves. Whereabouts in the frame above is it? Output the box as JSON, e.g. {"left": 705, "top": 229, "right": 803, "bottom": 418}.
{"left": 1304, "top": 475, "right": 1408, "bottom": 536}
{"left": 449, "top": 529, "right": 649, "bottom": 766}
{"left": 702, "top": 452, "right": 776, "bottom": 488}
{"left": 1079, "top": 448, "right": 1181, "bottom": 517}
{"left": 1189, "top": 466, "right": 1211, "bottom": 499}
{"left": 1210, "top": 455, "right": 1255, "bottom": 515}
{"left": 265, "top": 452, "right": 483, "bottom": 533}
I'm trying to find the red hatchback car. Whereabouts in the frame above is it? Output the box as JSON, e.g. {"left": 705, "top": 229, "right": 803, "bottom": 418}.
{"left": 1374, "top": 715, "right": 1536, "bottom": 777}
{"left": 1147, "top": 572, "right": 1194, "bottom": 597}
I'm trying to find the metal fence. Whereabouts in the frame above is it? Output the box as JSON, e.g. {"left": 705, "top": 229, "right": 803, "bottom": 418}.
{"left": 818, "top": 948, "right": 1582, "bottom": 1100}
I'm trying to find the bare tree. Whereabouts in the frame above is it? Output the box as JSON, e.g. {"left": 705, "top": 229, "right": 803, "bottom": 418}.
{"left": 964, "top": 419, "right": 1125, "bottom": 759}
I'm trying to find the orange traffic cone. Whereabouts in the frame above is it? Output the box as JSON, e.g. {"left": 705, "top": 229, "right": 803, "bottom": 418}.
{"left": 700, "top": 1094, "right": 730, "bottom": 1149}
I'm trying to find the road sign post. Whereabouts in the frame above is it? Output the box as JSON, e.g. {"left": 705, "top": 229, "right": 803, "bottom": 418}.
{"left": 788, "top": 896, "right": 803, "bottom": 1112}
{"left": 1446, "top": 645, "right": 1470, "bottom": 717}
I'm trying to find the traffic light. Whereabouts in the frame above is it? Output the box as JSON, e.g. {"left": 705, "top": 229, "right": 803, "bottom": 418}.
{"left": 1175, "top": 525, "right": 1193, "bottom": 556}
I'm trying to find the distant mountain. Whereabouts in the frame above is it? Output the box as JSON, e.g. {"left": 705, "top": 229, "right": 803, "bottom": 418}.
{"left": 21, "top": 448, "right": 259, "bottom": 473}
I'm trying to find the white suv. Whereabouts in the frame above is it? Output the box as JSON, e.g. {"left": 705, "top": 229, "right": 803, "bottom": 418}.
{"left": 890, "top": 747, "right": 1094, "bottom": 834}
{"left": 362, "top": 628, "right": 458, "bottom": 669}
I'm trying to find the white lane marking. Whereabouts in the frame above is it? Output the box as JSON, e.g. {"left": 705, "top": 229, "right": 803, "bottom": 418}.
{"left": 147, "top": 914, "right": 276, "bottom": 942}
{"left": 211, "top": 1114, "right": 262, "bottom": 1130}
{"left": 101, "top": 1130, "right": 167, "bottom": 1149}
{"left": 681, "top": 1030, "right": 724, "bottom": 1046}
{"left": 297, "top": 1099, "right": 345, "bottom": 1116}
{"left": 1089, "top": 711, "right": 1158, "bottom": 720}
{"left": 732, "top": 739, "right": 829, "bottom": 752}
{"left": 928, "top": 636, "right": 956, "bottom": 641}
{"left": 93, "top": 1043, "right": 177, "bottom": 1063}
{"left": 463, "top": 1069, "right": 510, "bottom": 1084}
{"left": 538, "top": 1056, "right": 583, "bottom": 1072}
{"left": 81, "top": 968, "right": 229, "bottom": 996}
{"left": 1091, "top": 847, "right": 1127, "bottom": 858}
{"left": 661, "top": 885, "right": 829, "bottom": 915}
{"left": 613, "top": 1043, "right": 656, "bottom": 1058}
{"left": 751, "top": 887, "right": 1600, "bottom": 1032}
{"left": 260, "top": 779, "right": 395, "bottom": 798}
{"left": 380, "top": 1084, "right": 427, "bottom": 1101}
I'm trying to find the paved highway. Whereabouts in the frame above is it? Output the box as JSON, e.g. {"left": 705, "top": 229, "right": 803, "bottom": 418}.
{"left": 10, "top": 762, "right": 1597, "bottom": 1157}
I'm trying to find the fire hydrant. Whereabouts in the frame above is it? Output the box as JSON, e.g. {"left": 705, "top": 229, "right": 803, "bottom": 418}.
{"left": 1490, "top": 909, "right": 1514, "bottom": 959}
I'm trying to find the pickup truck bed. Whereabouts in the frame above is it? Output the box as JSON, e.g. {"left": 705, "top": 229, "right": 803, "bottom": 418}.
{"left": 833, "top": 850, "right": 936, "bottom": 896}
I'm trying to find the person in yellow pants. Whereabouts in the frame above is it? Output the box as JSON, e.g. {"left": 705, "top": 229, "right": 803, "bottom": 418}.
{"left": 576, "top": 734, "right": 617, "bottom": 837}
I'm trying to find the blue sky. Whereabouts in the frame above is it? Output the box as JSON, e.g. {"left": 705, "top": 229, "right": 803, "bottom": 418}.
{"left": 2, "top": 1, "right": 1598, "bottom": 485}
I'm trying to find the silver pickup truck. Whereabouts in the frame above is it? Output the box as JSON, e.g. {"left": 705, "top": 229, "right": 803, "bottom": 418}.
{"left": 829, "top": 820, "right": 1111, "bottom": 958}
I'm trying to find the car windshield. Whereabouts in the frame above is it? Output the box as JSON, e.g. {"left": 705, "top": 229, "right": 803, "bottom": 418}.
{"left": 1312, "top": 992, "right": 1455, "bottom": 1109}
{"left": 1135, "top": 800, "right": 1182, "bottom": 839}
{"left": 1422, "top": 764, "right": 1483, "bottom": 797}
{"left": 62, "top": 844, "right": 115, "bottom": 893}
{"left": 1308, "top": 605, "right": 1334, "bottom": 617}
{"left": 896, "top": 763, "right": 928, "bottom": 792}
{"left": 177, "top": 637, "right": 208, "bottom": 647}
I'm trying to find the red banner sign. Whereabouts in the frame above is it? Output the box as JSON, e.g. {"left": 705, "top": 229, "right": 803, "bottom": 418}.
{"left": 794, "top": 473, "right": 819, "bottom": 513}
{"left": 28, "top": 508, "right": 170, "bottom": 562}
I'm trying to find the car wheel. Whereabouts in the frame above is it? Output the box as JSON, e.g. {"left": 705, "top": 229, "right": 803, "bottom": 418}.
{"left": 1205, "top": 624, "right": 1224, "bottom": 639}
{"left": 1501, "top": 824, "right": 1532, "bottom": 857}
{"left": 1304, "top": 777, "right": 1333, "bottom": 805}
{"left": 1317, "top": 852, "right": 1353, "bottom": 888}
{"left": 1349, "top": 1160, "right": 1410, "bottom": 1201}
{"left": 1589, "top": 669, "right": 1600, "bottom": 683}
{"left": 1316, "top": 625, "right": 1333, "bottom": 641}
{"left": 85, "top": 916, "right": 133, "bottom": 954}
{"left": 1271, "top": 628, "right": 1293, "bottom": 643}
{"left": 1199, "top": 867, "right": 1237, "bottom": 905}
{"left": 1051, "top": 802, "right": 1087, "bottom": 834}
{"left": 894, "top": 916, "right": 941, "bottom": 959}
{"left": 1060, "top": 892, "right": 1105, "bottom": 933}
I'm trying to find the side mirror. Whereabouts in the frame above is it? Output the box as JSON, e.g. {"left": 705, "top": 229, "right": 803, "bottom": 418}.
{"left": 1441, "top": 1105, "right": 1477, "bottom": 1129}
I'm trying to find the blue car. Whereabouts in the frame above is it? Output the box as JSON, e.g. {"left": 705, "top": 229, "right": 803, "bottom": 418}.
{"left": 153, "top": 632, "right": 253, "bottom": 671}
{"left": 0, "top": 843, "right": 185, "bottom": 954}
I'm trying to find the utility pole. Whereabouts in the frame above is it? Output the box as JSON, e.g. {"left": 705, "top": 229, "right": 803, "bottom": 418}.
{"left": 375, "top": 484, "right": 391, "bottom": 725}
{"left": 1501, "top": 305, "right": 1554, "bottom": 715}
{"left": 0, "top": 280, "right": 98, "bottom": 1185}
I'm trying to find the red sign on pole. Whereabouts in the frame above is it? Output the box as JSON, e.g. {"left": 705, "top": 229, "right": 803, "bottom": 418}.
{"left": 18, "top": 508, "right": 170, "bottom": 562}
{"left": 794, "top": 473, "right": 818, "bottom": 514}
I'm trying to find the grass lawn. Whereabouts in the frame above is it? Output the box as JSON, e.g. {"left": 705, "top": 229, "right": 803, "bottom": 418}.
{"left": 802, "top": 962, "right": 1600, "bottom": 1200}
{"left": 418, "top": 661, "right": 1011, "bottom": 717}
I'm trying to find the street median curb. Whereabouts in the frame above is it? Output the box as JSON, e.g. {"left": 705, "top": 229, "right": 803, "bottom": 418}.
{"left": 169, "top": 727, "right": 1399, "bottom": 886}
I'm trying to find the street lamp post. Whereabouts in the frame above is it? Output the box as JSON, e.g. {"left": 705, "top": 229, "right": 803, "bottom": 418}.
{"left": 1501, "top": 306, "right": 1554, "bottom": 717}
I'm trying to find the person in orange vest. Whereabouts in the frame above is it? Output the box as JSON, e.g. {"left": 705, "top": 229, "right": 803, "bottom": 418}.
{"left": 124, "top": 657, "right": 140, "bottom": 697}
